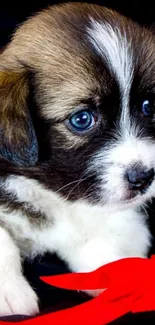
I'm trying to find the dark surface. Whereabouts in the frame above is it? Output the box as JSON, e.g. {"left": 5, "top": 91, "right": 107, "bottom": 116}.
{"left": 23, "top": 253, "right": 90, "bottom": 313}
{"left": 0, "top": 249, "right": 155, "bottom": 324}
{"left": 0, "top": 253, "right": 91, "bottom": 322}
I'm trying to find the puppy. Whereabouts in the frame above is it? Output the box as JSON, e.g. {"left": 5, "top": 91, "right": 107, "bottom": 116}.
{"left": 0, "top": 1, "right": 154, "bottom": 316}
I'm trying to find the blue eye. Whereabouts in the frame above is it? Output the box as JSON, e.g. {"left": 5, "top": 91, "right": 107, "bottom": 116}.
{"left": 69, "top": 110, "right": 95, "bottom": 132}
{"left": 142, "top": 99, "right": 154, "bottom": 116}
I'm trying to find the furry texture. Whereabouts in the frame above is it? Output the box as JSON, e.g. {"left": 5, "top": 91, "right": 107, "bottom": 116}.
{"left": 0, "top": 2, "right": 154, "bottom": 315}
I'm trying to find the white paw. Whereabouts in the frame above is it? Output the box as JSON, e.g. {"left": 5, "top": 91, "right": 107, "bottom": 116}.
{"left": 0, "top": 275, "right": 39, "bottom": 316}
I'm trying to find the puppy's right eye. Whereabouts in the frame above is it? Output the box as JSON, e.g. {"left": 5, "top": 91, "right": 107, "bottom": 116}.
{"left": 142, "top": 99, "right": 154, "bottom": 116}
{"left": 70, "top": 110, "right": 94, "bottom": 129}
{"left": 67, "top": 109, "right": 98, "bottom": 135}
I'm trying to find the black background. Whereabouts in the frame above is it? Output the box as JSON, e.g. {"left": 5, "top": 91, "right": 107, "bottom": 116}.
{"left": 0, "top": 1, "right": 155, "bottom": 47}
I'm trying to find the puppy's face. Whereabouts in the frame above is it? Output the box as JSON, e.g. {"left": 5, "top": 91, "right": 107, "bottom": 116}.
{"left": 1, "top": 2, "right": 155, "bottom": 211}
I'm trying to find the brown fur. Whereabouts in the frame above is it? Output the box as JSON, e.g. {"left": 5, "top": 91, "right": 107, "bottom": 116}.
{"left": 0, "top": 71, "right": 29, "bottom": 143}
{"left": 0, "top": 3, "right": 128, "bottom": 124}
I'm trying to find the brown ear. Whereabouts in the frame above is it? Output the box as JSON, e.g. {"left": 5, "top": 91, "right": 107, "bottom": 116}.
{"left": 0, "top": 71, "right": 38, "bottom": 166}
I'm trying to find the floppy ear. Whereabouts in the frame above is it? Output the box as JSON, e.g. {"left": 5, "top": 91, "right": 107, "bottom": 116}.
{"left": 0, "top": 70, "right": 38, "bottom": 166}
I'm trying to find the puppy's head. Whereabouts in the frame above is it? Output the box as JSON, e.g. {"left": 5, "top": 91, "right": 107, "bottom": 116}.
{"left": 1, "top": 2, "right": 155, "bottom": 210}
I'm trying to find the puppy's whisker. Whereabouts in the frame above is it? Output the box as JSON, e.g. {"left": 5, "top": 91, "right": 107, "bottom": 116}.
{"left": 65, "top": 177, "right": 89, "bottom": 200}
{"left": 141, "top": 203, "right": 149, "bottom": 219}
{"left": 55, "top": 179, "right": 85, "bottom": 194}
{"left": 82, "top": 183, "right": 95, "bottom": 200}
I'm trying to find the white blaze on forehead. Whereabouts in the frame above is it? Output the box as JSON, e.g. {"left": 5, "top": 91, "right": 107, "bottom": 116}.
{"left": 87, "top": 18, "right": 134, "bottom": 94}
{"left": 87, "top": 18, "right": 134, "bottom": 128}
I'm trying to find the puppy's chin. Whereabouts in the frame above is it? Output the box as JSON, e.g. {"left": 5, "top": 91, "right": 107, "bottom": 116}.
{"left": 98, "top": 186, "right": 155, "bottom": 212}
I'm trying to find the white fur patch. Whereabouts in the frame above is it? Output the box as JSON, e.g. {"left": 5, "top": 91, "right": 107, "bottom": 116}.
{"left": 87, "top": 18, "right": 133, "bottom": 95}
{"left": 87, "top": 18, "right": 134, "bottom": 129}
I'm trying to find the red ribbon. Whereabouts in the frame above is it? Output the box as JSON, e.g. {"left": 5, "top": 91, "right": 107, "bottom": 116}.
{"left": 1, "top": 255, "right": 155, "bottom": 325}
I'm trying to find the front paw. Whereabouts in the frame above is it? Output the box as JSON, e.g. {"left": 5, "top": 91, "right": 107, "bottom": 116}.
{"left": 0, "top": 275, "right": 39, "bottom": 316}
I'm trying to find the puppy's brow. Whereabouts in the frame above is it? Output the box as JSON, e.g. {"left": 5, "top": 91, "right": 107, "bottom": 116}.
{"left": 87, "top": 18, "right": 134, "bottom": 95}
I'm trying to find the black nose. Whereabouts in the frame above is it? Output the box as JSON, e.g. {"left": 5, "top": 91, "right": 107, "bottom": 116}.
{"left": 126, "top": 165, "right": 154, "bottom": 192}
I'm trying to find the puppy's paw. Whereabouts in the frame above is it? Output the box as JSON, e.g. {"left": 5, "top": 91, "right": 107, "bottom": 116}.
{"left": 0, "top": 275, "right": 39, "bottom": 316}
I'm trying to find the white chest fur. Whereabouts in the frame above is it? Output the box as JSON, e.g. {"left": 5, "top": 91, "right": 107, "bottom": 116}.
{"left": 0, "top": 176, "right": 151, "bottom": 272}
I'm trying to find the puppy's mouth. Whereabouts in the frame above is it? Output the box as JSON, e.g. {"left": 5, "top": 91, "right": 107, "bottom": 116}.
{"left": 100, "top": 178, "right": 155, "bottom": 209}
{"left": 123, "top": 180, "right": 154, "bottom": 204}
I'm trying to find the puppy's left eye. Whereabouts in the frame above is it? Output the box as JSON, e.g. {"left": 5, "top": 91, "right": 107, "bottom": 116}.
{"left": 68, "top": 110, "right": 96, "bottom": 133}
{"left": 142, "top": 99, "right": 154, "bottom": 116}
